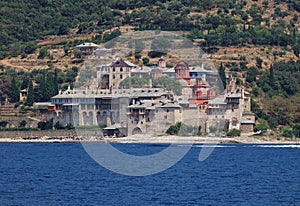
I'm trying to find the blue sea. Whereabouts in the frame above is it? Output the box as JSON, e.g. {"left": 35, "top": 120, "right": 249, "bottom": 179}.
{"left": 0, "top": 143, "right": 299, "bottom": 205}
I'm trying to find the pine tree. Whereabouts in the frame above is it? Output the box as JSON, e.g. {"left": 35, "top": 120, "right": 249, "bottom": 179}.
{"left": 25, "top": 79, "right": 34, "bottom": 106}
{"left": 9, "top": 77, "right": 20, "bottom": 103}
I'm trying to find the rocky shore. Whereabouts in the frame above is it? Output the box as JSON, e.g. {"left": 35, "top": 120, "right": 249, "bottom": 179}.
{"left": 0, "top": 130, "right": 299, "bottom": 144}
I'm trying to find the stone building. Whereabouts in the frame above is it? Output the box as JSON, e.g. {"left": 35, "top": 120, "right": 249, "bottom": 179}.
{"left": 207, "top": 83, "right": 255, "bottom": 134}
{"left": 50, "top": 59, "right": 255, "bottom": 136}
{"left": 75, "top": 43, "right": 101, "bottom": 55}
{"left": 97, "top": 59, "right": 139, "bottom": 89}
{"left": 50, "top": 87, "right": 175, "bottom": 135}
{"left": 127, "top": 98, "right": 181, "bottom": 135}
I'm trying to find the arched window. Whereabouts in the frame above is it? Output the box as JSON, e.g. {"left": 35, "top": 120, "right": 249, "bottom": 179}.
{"left": 120, "top": 67, "right": 123, "bottom": 72}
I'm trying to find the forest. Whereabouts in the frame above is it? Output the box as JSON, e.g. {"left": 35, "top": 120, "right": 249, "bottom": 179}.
{"left": 1, "top": 0, "right": 300, "bottom": 58}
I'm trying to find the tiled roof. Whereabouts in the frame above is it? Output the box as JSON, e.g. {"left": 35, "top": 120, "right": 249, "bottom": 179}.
{"left": 111, "top": 59, "right": 134, "bottom": 67}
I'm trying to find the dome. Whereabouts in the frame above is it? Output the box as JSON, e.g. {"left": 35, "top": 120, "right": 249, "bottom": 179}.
{"left": 175, "top": 61, "right": 189, "bottom": 69}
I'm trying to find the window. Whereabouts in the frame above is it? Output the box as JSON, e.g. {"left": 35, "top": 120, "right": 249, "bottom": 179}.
{"left": 113, "top": 75, "right": 115, "bottom": 79}
{"left": 120, "top": 67, "right": 123, "bottom": 72}
{"left": 120, "top": 74, "right": 123, "bottom": 79}
{"left": 113, "top": 68, "right": 115, "bottom": 72}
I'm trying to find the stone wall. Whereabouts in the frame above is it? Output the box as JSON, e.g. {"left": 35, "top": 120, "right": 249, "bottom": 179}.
{"left": 0, "top": 130, "right": 77, "bottom": 139}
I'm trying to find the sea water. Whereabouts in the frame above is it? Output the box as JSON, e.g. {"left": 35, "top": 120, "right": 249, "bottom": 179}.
{"left": 0, "top": 143, "right": 299, "bottom": 205}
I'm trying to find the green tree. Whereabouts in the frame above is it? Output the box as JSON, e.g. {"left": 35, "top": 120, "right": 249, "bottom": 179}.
{"left": 38, "top": 47, "right": 48, "bottom": 59}
{"left": 53, "top": 69, "right": 59, "bottom": 95}
{"left": 54, "top": 121, "right": 64, "bottom": 130}
{"left": 73, "top": 49, "right": 82, "bottom": 59}
{"left": 142, "top": 57, "right": 149, "bottom": 65}
{"left": 254, "top": 119, "right": 268, "bottom": 132}
{"left": 227, "top": 129, "right": 241, "bottom": 137}
{"left": 292, "top": 124, "right": 300, "bottom": 138}
{"left": 282, "top": 128, "right": 293, "bottom": 138}
{"left": 9, "top": 77, "right": 20, "bottom": 103}
{"left": 218, "top": 63, "right": 226, "bottom": 89}
{"left": 24, "top": 42, "right": 37, "bottom": 55}
{"left": 135, "top": 53, "right": 142, "bottom": 61}
{"left": 25, "top": 79, "right": 34, "bottom": 106}
{"left": 256, "top": 57, "right": 263, "bottom": 69}
{"left": 153, "top": 76, "right": 182, "bottom": 95}
{"left": 19, "top": 120, "right": 27, "bottom": 128}
{"left": 119, "top": 75, "right": 149, "bottom": 89}
{"left": 166, "top": 122, "right": 182, "bottom": 135}
{"left": 21, "top": 75, "right": 29, "bottom": 90}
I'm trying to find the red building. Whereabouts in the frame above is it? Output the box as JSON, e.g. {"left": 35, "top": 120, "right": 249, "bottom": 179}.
{"left": 189, "top": 79, "right": 216, "bottom": 109}
{"left": 174, "top": 61, "right": 190, "bottom": 85}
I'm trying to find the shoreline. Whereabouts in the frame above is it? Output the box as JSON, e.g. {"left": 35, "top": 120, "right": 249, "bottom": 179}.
{"left": 0, "top": 134, "right": 299, "bottom": 145}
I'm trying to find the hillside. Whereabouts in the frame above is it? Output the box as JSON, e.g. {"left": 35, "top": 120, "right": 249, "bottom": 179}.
{"left": 0, "top": 0, "right": 299, "bottom": 133}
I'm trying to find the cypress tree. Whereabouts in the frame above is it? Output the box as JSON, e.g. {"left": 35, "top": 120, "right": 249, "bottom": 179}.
{"left": 9, "top": 77, "right": 20, "bottom": 103}
{"left": 46, "top": 72, "right": 55, "bottom": 99}
{"left": 35, "top": 71, "right": 47, "bottom": 102}
{"left": 218, "top": 63, "right": 227, "bottom": 89}
{"left": 25, "top": 79, "right": 34, "bottom": 106}
{"left": 20, "top": 75, "right": 29, "bottom": 90}
{"left": 54, "top": 69, "right": 59, "bottom": 95}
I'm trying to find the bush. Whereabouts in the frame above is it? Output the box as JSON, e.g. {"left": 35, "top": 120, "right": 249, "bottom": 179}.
{"left": 166, "top": 122, "right": 181, "bottom": 135}
{"left": 38, "top": 47, "right": 48, "bottom": 59}
{"left": 66, "top": 123, "right": 75, "bottom": 130}
{"left": 0, "top": 121, "right": 8, "bottom": 127}
{"left": 14, "top": 102, "right": 20, "bottom": 108}
{"left": 254, "top": 119, "right": 268, "bottom": 132}
{"left": 73, "top": 49, "right": 82, "bottom": 59}
{"left": 227, "top": 129, "right": 241, "bottom": 137}
{"left": 166, "top": 122, "right": 201, "bottom": 136}
{"left": 292, "top": 124, "right": 300, "bottom": 138}
{"left": 19, "top": 120, "right": 27, "bottom": 128}
{"left": 54, "top": 121, "right": 65, "bottom": 130}
{"left": 282, "top": 128, "right": 293, "bottom": 138}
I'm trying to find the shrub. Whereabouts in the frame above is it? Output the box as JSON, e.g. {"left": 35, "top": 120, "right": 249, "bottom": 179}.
{"left": 54, "top": 121, "right": 64, "bottom": 130}
{"left": 282, "top": 128, "right": 293, "bottom": 138}
{"left": 227, "top": 129, "right": 241, "bottom": 137}
{"left": 19, "top": 120, "right": 27, "bottom": 128}
{"left": 166, "top": 122, "right": 181, "bottom": 135}
{"left": 37, "top": 119, "right": 53, "bottom": 130}
{"left": 0, "top": 121, "right": 8, "bottom": 127}
{"left": 66, "top": 123, "right": 75, "bottom": 130}
{"left": 292, "top": 124, "right": 300, "bottom": 138}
